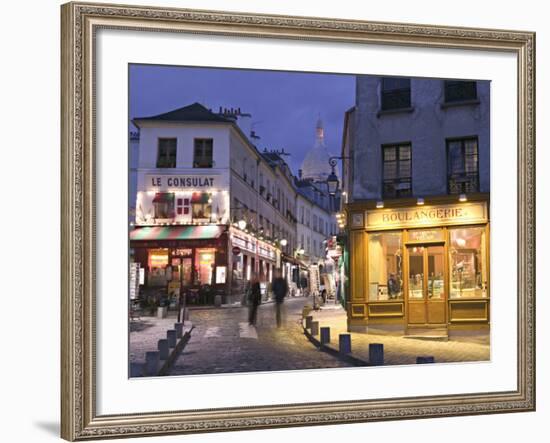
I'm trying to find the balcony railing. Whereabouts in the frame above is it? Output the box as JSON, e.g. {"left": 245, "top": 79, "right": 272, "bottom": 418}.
{"left": 382, "top": 178, "right": 412, "bottom": 198}
{"left": 448, "top": 173, "right": 479, "bottom": 194}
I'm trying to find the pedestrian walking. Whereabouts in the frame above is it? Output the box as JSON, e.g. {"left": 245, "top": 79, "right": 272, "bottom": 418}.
{"left": 272, "top": 270, "right": 288, "bottom": 328}
{"left": 248, "top": 274, "right": 261, "bottom": 325}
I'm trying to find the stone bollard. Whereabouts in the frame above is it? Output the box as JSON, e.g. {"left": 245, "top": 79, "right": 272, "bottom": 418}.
{"left": 320, "top": 327, "right": 331, "bottom": 344}
{"left": 416, "top": 356, "right": 435, "bottom": 364}
{"left": 214, "top": 294, "right": 222, "bottom": 307}
{"left": 339, "top": 334, "right": 352, "bottom": 354}
{"left": 145, "top": 351, "right": 160, "bottom": 376}
{"left": 302, "top": 305, "right": 312, "bottom": 318}
{"left": 157, "top": 306, "right": 167, "bottom": 319}
{"left": 158, "top": 339, "right": 169, "bottom": 360}
{"left": 167, "top": 329, "right": 177, "bottom": 348}
{"left": 369, "top": 343, "right": 384, "bottom": 366}
{"left": 174, "top": 322, "right": 184, "bottom": 339}
{"left": 305, "top": 315, "right": 313, "bottom": 329}
{"left": 311, "top": 321, "right": 319, "bottom": 336}
{"left": 130, "top": 362, "right": 144, "bottom": 377}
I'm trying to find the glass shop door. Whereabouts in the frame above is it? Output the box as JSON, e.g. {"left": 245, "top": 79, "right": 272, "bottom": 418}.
{"left": 406, "top": 244, "right": 446, "bottom": 326}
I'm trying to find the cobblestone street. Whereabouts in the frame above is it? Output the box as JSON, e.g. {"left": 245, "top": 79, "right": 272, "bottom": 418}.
{"left": 129, "top": 296, "right": 491, "bottom": 377}
{"left": 168, "top": 297, "right": 352, "bottom": 375}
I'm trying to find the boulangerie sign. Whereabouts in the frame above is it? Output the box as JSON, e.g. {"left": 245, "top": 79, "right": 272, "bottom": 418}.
{"left": 366, "top": 202, "right": 488, "bottom": 230}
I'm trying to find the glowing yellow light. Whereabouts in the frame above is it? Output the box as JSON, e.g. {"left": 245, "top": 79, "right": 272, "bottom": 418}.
{"left": 376, "top": 201, "right": 384, "bottom": 209}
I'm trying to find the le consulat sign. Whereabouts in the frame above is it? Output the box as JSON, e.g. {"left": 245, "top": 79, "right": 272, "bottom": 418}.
{"left": 146, "top": 174, "right": 222, "bottom": 190}
{"left": 366, "top": 202, "right": 488, "bottom": 231}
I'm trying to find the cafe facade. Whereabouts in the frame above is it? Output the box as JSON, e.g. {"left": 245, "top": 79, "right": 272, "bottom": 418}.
{"left": 130, "top": 103, "right": 284, "bottom": 305}
{"left": 346, "top": 195, "right": 490, "bottom": 334}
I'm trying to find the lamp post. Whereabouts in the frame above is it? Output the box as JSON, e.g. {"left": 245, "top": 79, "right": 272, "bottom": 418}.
{"left": 327, "top": 156, "right": 350, "bottom": 197}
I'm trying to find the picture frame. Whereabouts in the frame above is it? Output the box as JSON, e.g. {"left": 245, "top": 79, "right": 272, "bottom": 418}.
{"left": 60, "top": 1, "right": 535, "bottom": 440}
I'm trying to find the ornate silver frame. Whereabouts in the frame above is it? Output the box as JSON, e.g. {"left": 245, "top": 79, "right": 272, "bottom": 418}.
{"left": 61, "top": 2, "right": 536, "bottom": 440}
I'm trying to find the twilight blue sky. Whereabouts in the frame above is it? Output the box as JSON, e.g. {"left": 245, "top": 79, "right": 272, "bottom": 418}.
{"left": 129, "top": 64, "right": 355, "bottom": 174}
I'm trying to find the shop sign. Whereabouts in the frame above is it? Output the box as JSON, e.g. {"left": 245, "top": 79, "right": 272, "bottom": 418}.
{"left": 366, "top": 202, "right": 488, "bottom": 231}
{"left": 216, "top": 266, "right": 227, "bottom": 284}
{"left": 232, "top": 246, "right": 241, "bottom": 255}
{"left": 146, "top": 174, "right": 223, "bottom": 191}
{"left": 258, "top": 245, "right": 275, "bottom": 260}
{"left": 408, "top": 229, "right": 445, "bottom": 242}
{"left": 232, "top": 235, "right": 256, "bottom": 253}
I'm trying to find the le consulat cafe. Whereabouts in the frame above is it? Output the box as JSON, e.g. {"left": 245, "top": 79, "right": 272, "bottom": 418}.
{"left": 346, "top": 194, "right": 490, "bottom": 335}
{"left": 130, "top": 171, "right": 279, "bottom": 305}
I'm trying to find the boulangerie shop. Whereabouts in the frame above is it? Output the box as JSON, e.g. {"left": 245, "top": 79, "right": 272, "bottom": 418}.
{"left": 347, "top": 196, "right": 490, "bottom": 335}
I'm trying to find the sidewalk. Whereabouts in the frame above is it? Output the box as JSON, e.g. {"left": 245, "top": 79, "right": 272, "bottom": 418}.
{"left": 307, "top": 306, "right": 490, "bottom": 365}
{"left": 129, "top": 314, "right": 192, "bottom": 365}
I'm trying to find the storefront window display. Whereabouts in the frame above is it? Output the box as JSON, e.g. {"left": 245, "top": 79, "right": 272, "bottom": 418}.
{"left": 368, "top": 232, "right": 403, "bottom": 301}
{"left": 449, "top": 227, "right": 488, "bottom": 298}
{"left": 147, "top": 248, "right": 169, "bottom": 286}
{"left": 152, "top": 193, "right": 175, "bottom": 219}
{"left": 192, "top": 202, "right": 212, "bottom": 220}
{"left": 196, "top": 248, "right": 216, "bottom": 285}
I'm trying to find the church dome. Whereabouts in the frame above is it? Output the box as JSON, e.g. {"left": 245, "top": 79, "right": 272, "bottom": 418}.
{"left": 300, "top": 117, "right": 337, "bottom": 182}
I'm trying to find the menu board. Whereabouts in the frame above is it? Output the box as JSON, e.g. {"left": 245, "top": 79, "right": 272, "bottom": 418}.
{"left": 129, "top": 262, "right": 140, "bottom": 300}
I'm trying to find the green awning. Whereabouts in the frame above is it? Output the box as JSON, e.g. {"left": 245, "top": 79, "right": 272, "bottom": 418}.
{"left": 130, "top": 225, "right": 225, "bottom": 241}
{"left": 152, "top": 192, "right": 175, "bottom": 203}
{"left": 191, "top": 192, "right": 210, "bottom": 204}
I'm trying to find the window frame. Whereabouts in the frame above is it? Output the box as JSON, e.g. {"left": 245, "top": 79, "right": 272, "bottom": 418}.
{"left": 193, "top": 138, "right": 214, "bottom": 168}
{"left": 381, "top": 77, "right": 411, "bottom": 111}
{"left": 444, "top": 80, "right": 478, "bottom": 103}
{"left": 446, "top": 136, "right": 480, "bottom": 194}
{"left": 381, "top": 143, "right": 413, "bottom": 199}
{"left": 153, "top": 192, "right": 175, "bottom": 219}
{"left": 156, "top": 138, "right": 177, "bottom": 168}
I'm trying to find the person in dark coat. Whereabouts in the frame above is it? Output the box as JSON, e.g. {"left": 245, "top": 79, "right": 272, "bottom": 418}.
{"left": 272, "top": 270, "right": 288, "bottom": 328}
{"left": 248, "top": 274, "right": 261, "bottom": 325}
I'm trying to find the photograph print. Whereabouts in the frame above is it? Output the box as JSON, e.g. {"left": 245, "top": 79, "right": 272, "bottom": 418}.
{"left": 128, "top": 64, "right": 490, "bottom": 377}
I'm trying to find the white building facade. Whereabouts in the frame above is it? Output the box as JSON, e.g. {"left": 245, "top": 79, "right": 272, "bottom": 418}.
{"left": 131, "top": 103, "right": 281, "bottom": 305}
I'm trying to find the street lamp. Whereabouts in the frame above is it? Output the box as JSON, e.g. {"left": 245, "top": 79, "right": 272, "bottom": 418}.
{"left": 327, "top": 156, "right": 349, "bottom": 196}
{"left": 237, "top": 219, "right": 247, "bottom": 230}
{"left": 280, "top": 239, "right": 288, "bottom": 247}
{"left": 327, "top": 170, "right": 339, "bottom": 196}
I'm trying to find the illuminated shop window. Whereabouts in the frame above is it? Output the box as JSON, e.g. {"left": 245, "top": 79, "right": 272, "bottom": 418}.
{"left": 152, "top": 193, "right": 175, "bottom": 219}
{"left": 449, "top": 227, "right": 488, "bottom": 298}
{"left": 196, "top": 248, "right": 216, "bottom": 285}
{"left": 368, "top": 232, "right": 403, "bottom": 301}
{"left": 191, "top": 193, "right": 212, "bottom": 220}
{"left": 147, "top": 248, "right": 169, "bottom": 286}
